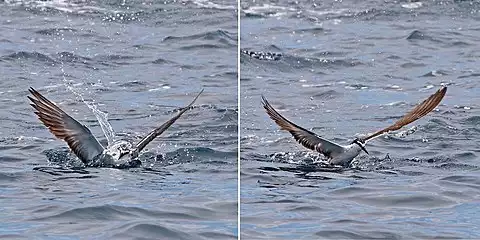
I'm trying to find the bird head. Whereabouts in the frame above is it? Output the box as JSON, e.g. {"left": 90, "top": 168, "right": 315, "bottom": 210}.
{"left": 352, "top": 138, "right": 369, "bottom": 155}
{"left": 108, "top": 141, "right": 132, "bottom": 160}
{"left": 118, "top": 142, "right": 132, "bottom": 159}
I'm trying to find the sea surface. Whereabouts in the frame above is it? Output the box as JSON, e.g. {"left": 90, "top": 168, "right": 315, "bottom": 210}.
{"left": 0, "top": 0, "right": 237, "bottom": 239}
{"left": 240, "top": 0, "right": 480, "bottom": 239}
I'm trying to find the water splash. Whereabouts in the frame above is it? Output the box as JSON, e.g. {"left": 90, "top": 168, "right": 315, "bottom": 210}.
{"left": 60, "top": 69, "right": 116, "bottom": 146}
{"left": 78, "top": 94, "right": 116, "bottom": 146}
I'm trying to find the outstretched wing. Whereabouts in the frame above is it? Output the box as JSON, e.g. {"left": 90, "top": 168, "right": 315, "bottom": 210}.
{"left": 131, "top": 89, "right": 204, "bottom": 157}
{"left": 262, "top": 96, "right": 345, "bottom": 158}
{"left": 28, "top": 88, "right": 105, "bottom": 163}
{"left": 362, "top": 86, "right": 447, "bottom": 142}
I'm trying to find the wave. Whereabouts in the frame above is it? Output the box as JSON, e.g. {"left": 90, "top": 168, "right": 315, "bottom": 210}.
{"left": 243, "top": 151, "right": 478, "bottom": 176}
{"left": 41, "top": 146, "right": 235, "bottom": 170}
{"left": 163, "top": 29, "right": 236, "bottom": 47}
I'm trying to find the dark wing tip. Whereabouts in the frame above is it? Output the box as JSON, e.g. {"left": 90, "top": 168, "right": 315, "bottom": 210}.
{"left": 29, "top": 87, "right": 40, "bottom": 97}
{"left": 261, "top": 95, "right": 269, "bottom": 108}
{"left": 439, "top": 85, "right": 447, "bottom": 97}
{"left": 261, "top": 95, "right": 277, "bottom": 119}
{"left": 132, "top": 89, "right": 203, "bottom": 154}
{"left": 425, "top": 85, "right": 447, "bottom": 110}
{"left": 27, "top": 96, "right": 35, "bottom": 103}
{"left": 188, "top": 88, "right": 204, "bottom": 107}
{"left": 28, "top": 87, "right": 50, "bottom": 105}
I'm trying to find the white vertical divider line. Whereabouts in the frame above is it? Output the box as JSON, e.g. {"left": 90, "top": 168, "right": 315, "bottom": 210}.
{"left": 237, "top": 0, "right": 241, "bottom": 238}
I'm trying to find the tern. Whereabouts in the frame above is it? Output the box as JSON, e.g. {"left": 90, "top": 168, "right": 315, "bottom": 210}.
{"left": 262, "top": 86, "right": 447, "bottom": 167}
{"left": 28, "top": 87, "right": 203, "bottom": 168}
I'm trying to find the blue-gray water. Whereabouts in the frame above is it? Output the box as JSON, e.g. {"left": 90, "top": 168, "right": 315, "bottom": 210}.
{"left": 0, "top": 0, "right": 237, "bottom": 239}
{"left": 241, "top": 0, "right": 480, "bottom": 239}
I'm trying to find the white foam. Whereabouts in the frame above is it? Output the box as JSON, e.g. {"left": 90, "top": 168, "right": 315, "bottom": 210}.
{"left": 4, "top": 0, "right": 109, "bottom": 14}
{"left": 401, "top": 2, "right": 423, "bottom": 9}
{"left": 243, "top": 3, "right": 295, "bottom": 16}
{"left": 187, "top": 0, "right": 235, "bottom": 10}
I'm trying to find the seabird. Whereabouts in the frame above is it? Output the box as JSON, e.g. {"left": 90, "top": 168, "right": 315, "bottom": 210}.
{"left": 28, "top": 87, "right": 203, "bottom": 168}
{"left": 262, "top": 86, "right": 447, "bottom": 167}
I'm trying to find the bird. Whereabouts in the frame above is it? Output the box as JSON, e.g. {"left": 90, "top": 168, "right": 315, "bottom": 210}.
{"left": 262, "top": 86, "right": 447, "bottom": 167}
{"left": 28, "top": 87, "right": 203, "bottom": 168}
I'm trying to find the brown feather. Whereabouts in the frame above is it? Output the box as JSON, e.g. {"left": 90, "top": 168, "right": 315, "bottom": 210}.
{"left": 131, "top": 89, "right": 204, "bottom": 157}
{"left": 362, "top": 86, "right": 447, "bottom": 141}
{"left": 28, "top": 87, "right": 104, "bottom": 163}
{"left": 261, "top": 95, "right": 345, "bottom": 158}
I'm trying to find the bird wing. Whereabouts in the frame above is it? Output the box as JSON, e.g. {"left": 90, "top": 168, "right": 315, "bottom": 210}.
{"left": 262, "top": 96, "right": 345, "bottom": 158}
{"left": 362, "top": 86, "right": 447, "bottom": 142}
{"left": 131, "top": 89, "right": 204, "bottom": 157}
{"left": 28, "top": 87, "right": 105, "bottom": 164}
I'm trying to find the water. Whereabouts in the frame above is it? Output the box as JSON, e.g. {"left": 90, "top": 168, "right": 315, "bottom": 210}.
{"left": 3, "top": 0, "right": 480, "bottom": 238}
{"left": 241, "top": 0, "right": 480, "bottom": 238}
{"left": 0, "top": 0, "right": 237, "bottom": 239}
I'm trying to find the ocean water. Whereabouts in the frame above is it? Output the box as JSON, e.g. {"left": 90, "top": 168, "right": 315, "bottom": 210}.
{"left": 3, "top": 0, "right": 480, "bottom": 239}
{"left": 241, "top": 0, "right": 480, "bottom": 238}
{"left": 0, "top": 0, "right": 237, "bottom": 239}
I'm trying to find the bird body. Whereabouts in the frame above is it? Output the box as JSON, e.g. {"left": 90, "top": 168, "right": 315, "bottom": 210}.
{"left": 89, "top": 140, "right": 135, "bottom": 168}
{"left": 328, "top": 143, "right": 364, "bottom": 166}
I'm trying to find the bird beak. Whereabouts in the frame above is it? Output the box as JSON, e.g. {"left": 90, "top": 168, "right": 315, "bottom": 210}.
{"left": 352, "top": 138, "right": 369, "bottom": 155}
{"left": 360, "top": 145, "right": 369, "bottom": 155}
{"left": 119, "top": 151, "right": 129, "bottom": 159}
